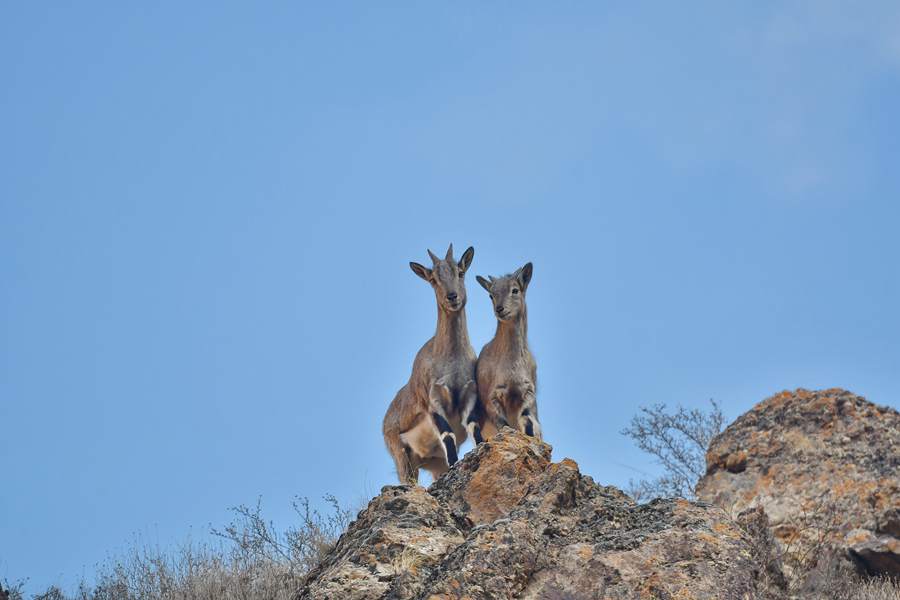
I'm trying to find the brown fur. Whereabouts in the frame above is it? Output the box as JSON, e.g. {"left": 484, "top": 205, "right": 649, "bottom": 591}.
{"left": 475, "top": 262, "right": 542, "bottom": 441}
{"left": 382, "top": 245, "right": 478, "bottom": 484}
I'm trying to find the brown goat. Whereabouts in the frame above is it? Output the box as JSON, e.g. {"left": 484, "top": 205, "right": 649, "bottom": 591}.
{"left": 382, "top": 244, "right": 478, "bottom": 485}
{"left": 474, "top": 262, "right": 542, "bottom": 441}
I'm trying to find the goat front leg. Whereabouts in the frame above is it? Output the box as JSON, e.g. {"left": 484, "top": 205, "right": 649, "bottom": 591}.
{"left": 518, "top": 387, "right": 542, "bottom": 440}
{"left": 489, "top": 386, "right": 512, "bottom": 431}
{"left": 429, "top": 383, "right": 458, "bottom": 466}
{"left": 459, "top": 381, "right": 483, "bottom": 446}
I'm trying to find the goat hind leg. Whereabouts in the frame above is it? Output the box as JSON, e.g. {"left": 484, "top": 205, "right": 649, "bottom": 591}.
{"left": 428, "top": 383, "right": 459, "bottom": 466}
{"left": 402, "top": 446, "right": 420, "bottom": 485}
{"left": 466, "top": 411, "right": 484, "bottom": 445}
{"left": 431, "top": 411, "right": 458, "bottom": 466}
{"left": 459, "top": 381, "right": 484, "bottom": 446}
{"left": 390, "top": 441, "right": 418, "bottom": 485}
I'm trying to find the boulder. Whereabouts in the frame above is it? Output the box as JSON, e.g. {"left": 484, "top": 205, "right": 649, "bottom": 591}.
{"left": 299, "top": 430, "right": 785, "bottom": 600}
{"left": 696, "top": 388, "right": 900, "bottom": 579}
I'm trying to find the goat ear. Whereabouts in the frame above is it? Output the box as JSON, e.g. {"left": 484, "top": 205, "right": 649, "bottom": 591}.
{"left": 516, "top": 262, "right": 533, "bottom": 290}
{"left": 458, "top": 246, "right": 475, "bottom": 273}
{"left": 410, "top": 262, "right": 433, "bottom": 282}
{"left": 476, "top": 275, "right": 492, "bottom": 293}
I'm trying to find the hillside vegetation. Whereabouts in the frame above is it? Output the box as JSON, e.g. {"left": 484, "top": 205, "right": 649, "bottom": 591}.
{"left": 5, "top": 389, "right": 898, "bottom": 599}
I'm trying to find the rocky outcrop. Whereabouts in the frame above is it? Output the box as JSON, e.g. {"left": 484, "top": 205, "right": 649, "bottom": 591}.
{"left": 696, "top": 388, "right": 900, "bottom": 579}
{"left": 299, "top": 431, "right": 784, "bottom": 600}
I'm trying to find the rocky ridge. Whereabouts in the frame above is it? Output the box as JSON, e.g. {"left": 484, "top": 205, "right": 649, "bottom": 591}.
{"left": 299, "top": 431, "right": 783, "bottom": 600}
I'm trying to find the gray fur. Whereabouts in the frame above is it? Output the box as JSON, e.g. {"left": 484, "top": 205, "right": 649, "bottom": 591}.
{"left": 382, "top": 244, "right": 478, "bottom": 485}
{"left": 474, "top": 262, "right": 542, "bottom": 441}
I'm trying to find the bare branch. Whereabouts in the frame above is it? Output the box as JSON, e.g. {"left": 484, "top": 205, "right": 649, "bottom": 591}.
{"left": 621, "top": 399, "right": 725, "bottom": 500}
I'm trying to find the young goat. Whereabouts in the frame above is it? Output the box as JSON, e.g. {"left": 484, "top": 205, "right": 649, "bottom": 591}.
{"left": 382, "top": 244, "right": 479, "bottom": 485}
{"left": 474, "top": 262, "right": 542, "bottom": 441}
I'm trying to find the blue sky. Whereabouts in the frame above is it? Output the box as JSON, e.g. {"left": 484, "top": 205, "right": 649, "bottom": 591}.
{"left": 2, "top": 2, "right": 899, "bottom": 593}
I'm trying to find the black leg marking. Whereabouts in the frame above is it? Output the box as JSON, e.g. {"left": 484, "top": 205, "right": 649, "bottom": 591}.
{"left": 443, "top": 436, "right": 458, "bottom": 465}
{"left": 465, "top": 410, "right": 484, "bottom": 445}
{"left": 432, "top": 412, "right": 458, "bottom": 466}
{"left": 520, "top": 409, "right": 535, "bottom": 436}
{"left": 432, "top": 412, "right": 452, "bottom": 434}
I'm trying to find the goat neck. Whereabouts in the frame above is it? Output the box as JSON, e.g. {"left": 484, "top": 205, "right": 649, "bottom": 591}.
{"left": 494, "top": 305, "right": 528, "bottom": 354}
{"left": 434, "top": 302, "right": 470, "bottom": 356}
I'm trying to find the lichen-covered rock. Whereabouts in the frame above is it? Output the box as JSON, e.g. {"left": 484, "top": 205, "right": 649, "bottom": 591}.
{"left": 429, "top": 430, "right": 552, "bottom": 528}
{"left": 696, "top": 388, "right": 900, "bottom": 579}
{"left": 298, "top": 486, "right": 465, "bottom": 600}
{"left": 299, "top": 430, "right": 785, "bottom": 600}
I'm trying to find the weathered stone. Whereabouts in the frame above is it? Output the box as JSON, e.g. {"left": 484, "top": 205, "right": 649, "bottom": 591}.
{"left": 428, "top": 429, "right": 552, "bottom": 528}
{"left": 300, "top": 430, "right": 785, "bottom": 600}
{"left": 696, "top": 388, "right": 900, "bottom": 580}
{"left": 298, "top": 486, "right": 465, "bottom": 600}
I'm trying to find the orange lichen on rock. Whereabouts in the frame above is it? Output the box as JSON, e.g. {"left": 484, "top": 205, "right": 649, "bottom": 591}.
{"left": 301, "top": 430, "right": 783, "bottom": 600}
{"left": 440, "top": 429, "right": 552, "bottom": 526}
{"left": 697, "top": 388, "right": 900, "bottom": 579}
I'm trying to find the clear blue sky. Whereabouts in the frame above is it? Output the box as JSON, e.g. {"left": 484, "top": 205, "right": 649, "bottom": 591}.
{"left": 2, "top": 2, "right": 899, "bottom": 593}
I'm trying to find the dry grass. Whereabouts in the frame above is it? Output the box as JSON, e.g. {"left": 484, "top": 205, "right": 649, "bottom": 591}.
{"left": 5, "top": 496, "right": 896, "bottom": 600}
{"left": 3, "top": 495, "right": 353, "bottom": 600}
{"left": 848, "top": 578, "right": 900, "bottom": 600}
{"left": 797, "top": 572, "right": 900, "bottom": 600}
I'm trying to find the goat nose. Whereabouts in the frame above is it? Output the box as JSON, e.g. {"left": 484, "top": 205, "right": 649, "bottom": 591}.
{"left": 446, "top": 292, "right": 458, "bottom": 301}
{"left": 496, "top": 306, "right": 505, "bottom": 313}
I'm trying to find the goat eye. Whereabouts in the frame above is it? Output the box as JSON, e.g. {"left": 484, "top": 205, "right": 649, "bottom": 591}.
{"left": 512, "top": 288, "right": 519, "bottom": 294}
{"left": 458, "top": 272, "right": 464, "bottom": 278}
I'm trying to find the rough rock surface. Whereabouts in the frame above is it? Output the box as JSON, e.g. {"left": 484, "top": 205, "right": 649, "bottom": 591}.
{"left": 299, "top": 430, "right": 784, "bottom": 600}
{"left": 696, "top": 388, "right": 900, "bottom": 578}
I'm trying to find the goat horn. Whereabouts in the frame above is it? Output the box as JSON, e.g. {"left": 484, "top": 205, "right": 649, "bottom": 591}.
{"left": 427, "top": 249, "right": 440, "bottom": 264}
{"left": 445, "top": 243, "right": 454, "bottom": 262}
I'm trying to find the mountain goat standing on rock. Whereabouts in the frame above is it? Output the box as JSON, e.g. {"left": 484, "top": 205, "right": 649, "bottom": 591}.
{"left": 382, "top": 245, "right": 479, "bottom": 485}
{"left": 475, "top": 262, "right": 542, "bottom": 441}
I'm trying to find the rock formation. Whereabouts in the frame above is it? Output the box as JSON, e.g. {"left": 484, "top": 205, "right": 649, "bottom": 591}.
{"left": 299, "top": 431, "right": 784, "bottom": 599}
{"left": 697, "top": 388, "right": 900, "bottom": 580}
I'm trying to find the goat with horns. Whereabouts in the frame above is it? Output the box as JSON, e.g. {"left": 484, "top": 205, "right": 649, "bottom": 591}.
{"left": 382, "top": 244, "right": 480, "bottom": 485}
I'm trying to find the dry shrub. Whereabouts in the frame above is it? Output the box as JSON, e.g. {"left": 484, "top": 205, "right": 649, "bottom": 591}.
{"left": 210, "top": 494, "right": 352, "bottom": 577}
{"left": 1, "top": 580, "right": 26, "bottom": 600}
{"left": 621, "top": 399, "right": 724, "bottom": 501}
{"left": 10, "top": 495, "right": 353, "bottom": 600}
